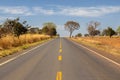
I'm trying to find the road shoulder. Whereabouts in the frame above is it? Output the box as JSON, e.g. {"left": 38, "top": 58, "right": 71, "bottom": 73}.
{"left": 69, "top": 38, "right": 120, "bottom": 64}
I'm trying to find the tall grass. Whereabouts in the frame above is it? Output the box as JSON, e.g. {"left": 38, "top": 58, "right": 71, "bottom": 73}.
{"left": 0, "top": 34, "right": 50, "bottom": 49}
{"left": 0, "top": 34, "right": 50, "bottom": 58}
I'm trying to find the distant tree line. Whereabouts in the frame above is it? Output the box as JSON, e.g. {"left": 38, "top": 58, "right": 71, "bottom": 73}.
{"left": 28, "top": 22, "right": 57, "bottom": 37}
{"left": 86, "top": 21, "right": 120, "bottom": 38}
{"left": 0, "top": 18, "right": 58, "bottom": 38}
{"left": 67, "top": 20, "right": 120, "bottom": 38}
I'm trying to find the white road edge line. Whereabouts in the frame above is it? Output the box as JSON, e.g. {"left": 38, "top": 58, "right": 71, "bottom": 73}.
{"left": 70, "top": 39, "right": 120, "bottom": 67}
{"left": 0, "top": 39, "right": 53, "bottom": 67}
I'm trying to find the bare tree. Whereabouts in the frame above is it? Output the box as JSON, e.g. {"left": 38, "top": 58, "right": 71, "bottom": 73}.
{"left": 87, "top": 21, "right": 100, "bottom": 36}
{"left": 64, "top": 21, "right": 80, "bottom": 38}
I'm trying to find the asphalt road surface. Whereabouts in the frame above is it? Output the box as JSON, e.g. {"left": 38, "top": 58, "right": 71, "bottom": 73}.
{"left": 0, "top": 38, "right": 120, "bottom": 80}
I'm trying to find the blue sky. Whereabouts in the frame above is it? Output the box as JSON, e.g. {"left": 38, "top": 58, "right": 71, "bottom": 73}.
{"left": 0, "top": 0, "right": 120, "bottom": 36}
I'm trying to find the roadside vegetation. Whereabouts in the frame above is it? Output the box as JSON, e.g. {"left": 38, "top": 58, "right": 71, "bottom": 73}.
{"left": 0, "top": 17, "right": 58, "bottom": 58}
{"left": 68, "top": 21, "right": 120, "bottom": 56}
{"left": 71, "top": 37, "right": 120, "bottom": 55}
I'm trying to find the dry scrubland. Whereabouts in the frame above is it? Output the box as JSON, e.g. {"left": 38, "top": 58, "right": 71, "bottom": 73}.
{"left": 0, "top": 34, "right": 50, "bottom": 58}
{"left": 72, "top": 36, "right": 120, "bottom": 55}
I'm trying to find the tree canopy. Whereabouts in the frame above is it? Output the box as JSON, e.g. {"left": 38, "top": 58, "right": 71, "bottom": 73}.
{"left": 87, "top": 21, "right": 100, "bottom": 36}
{"left": 43, "top": 22, "right": 56, "bottom": 29}
{"left": 42, "top": 22, "right": 57, "bottom": 37}
{"left": 102, "top": 27, "right": 115, "bottom": 38}
{"left": 0, "top": 18, "right": 28, "bottom": 38}
{"left": 64, "top": 21, "right": 80, "bottom": 38}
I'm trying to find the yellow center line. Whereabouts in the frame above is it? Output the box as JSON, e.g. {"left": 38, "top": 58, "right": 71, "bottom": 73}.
{"left": 59, "top": 38, "right": 62, "bottom": 53}
{"left": 59, "top": 49, "right": 62, "bottom": 53}
{"left": 56, "top": 72, "right": 62, "bottom": 80}
{"left": 58, "top": 55, "right": 62, "bottom": 61}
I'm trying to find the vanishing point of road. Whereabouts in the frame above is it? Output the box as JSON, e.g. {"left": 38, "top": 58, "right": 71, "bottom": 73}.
{"left": 0, "top": 38, "right": 120, "bottom": 80}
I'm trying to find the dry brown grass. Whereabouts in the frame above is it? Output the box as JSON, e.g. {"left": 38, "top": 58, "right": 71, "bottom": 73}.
{"left": 0, "top": 34, "right": 50, "bottom": 50}
{"left": 0, "top": 34, "right": 50, "bottom": 58}
{"left": 71, "top": 36, "right": 120, "bottom": 55}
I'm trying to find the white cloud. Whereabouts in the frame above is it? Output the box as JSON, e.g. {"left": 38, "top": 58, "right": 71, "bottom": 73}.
{"left": 0, "top": 6, "right": 34, "bottom": 16}
{"left": 32, "top": 6, "right": 120, "bottom": 17}
{"left": 33, "top": 7, "right": 55, "bottom": 15}
{"left": 0, "top": 6, "right": 120, "bottom": 17}
{"left": 58, "top": 6, "right": 120, "bottom": 17}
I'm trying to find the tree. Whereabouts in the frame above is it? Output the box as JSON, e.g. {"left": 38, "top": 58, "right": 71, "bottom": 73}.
{"left": 87, "top": 21, "right": 100, "bottom": 36}
{"left": 75, "top": 33, "right": 82, "bottom": 37}
{"left": 102, "top": 27, "right": 115, "bottom": 38}
{"left": 2, "top": 18, "right": 28, "bottom": 38}
{"left": 13, "top": 23, "right": 27, "bottom": 38}
{"left": 2, "top": 19, "right": 15, "bottom": 35}
{"left": 42, "top": 26, "right": 49, "bottom": 34}
{"left": 13, "top": 18, "right": 28, "bottom": 38}
{"left": 84, "top": 34, "right": 89, "bottom": 37}
{"left": 64, "top": 21, "right": 80, "bottom": 38}
{"left": 47, "top": 28, "right": 57, "bottom": 37}
{"left": 107, "top": 27, "right": 115, "bottom": 38}
{"left": 42, "top": 22, "right": 57, "bottom": 37}
{"left": 116, "top": 26, "right": 120, "bottom": 36}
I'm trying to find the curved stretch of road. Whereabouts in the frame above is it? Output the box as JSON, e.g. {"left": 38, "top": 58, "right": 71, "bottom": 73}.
{"left": 0, "top": 38, "right": 120, "bottom": 80}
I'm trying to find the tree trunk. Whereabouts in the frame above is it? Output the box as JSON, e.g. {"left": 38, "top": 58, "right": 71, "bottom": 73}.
{"left": 70, "top": 32, "right": 72, "bottom": 38}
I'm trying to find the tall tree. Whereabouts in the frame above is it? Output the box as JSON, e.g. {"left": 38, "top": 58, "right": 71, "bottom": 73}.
{"left": 116, "top": 26, "right": 120, "bottom": 36}
{"left": 64, "top": 21, "right": 80, "bottom": 38}
{"left": 87, "top": 21, "right": 100, "bottom": 36}
{"left": 13, "top": 22, "right": 27, "bottom": 38}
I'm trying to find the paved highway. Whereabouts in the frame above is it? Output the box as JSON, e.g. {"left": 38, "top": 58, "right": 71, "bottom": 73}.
{"left": 0, "top": 38, "right": 120, "bottom": 80}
